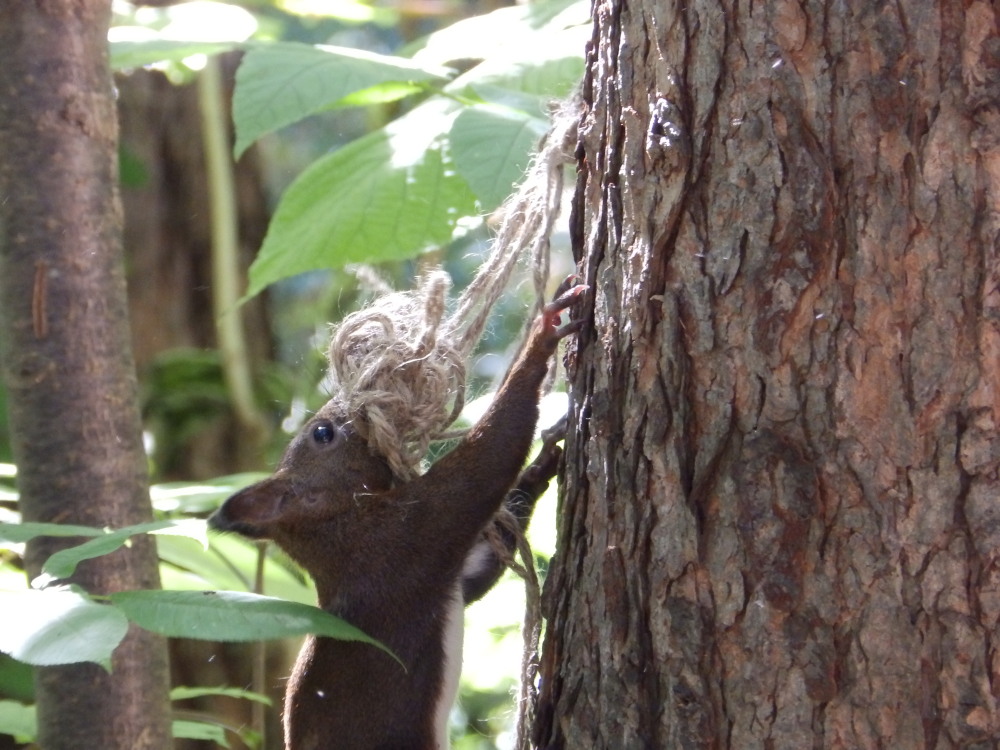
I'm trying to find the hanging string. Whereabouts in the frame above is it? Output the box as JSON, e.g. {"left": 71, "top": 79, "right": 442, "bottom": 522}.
{"left": 326, "top": 97, "right": 581, "bottom": 480}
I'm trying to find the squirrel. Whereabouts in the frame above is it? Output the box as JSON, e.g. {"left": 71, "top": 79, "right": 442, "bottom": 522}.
{"left": 209, "top": 281, "right": 586, "bottom": 750}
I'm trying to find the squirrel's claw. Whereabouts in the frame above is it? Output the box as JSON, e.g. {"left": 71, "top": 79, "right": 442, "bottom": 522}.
{"left": 542, "top": 280, "right": 588, "bottom": 338}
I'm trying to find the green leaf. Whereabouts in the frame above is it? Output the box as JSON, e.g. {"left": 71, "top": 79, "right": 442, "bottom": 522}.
{"left": 41, "top": 520, "right": 204, "bottom": 581}
{"left": 406, "top": 0, "right": 588, "bottom": 65}
{"left": 335, "top": 81, "right": 427, "bottom": 108}
{"left": 0, "top": 655, "right": 34, "bottom": 702}
{"left": 110, "top": 590, "right": 400, "bottom": 664}
{"left": 0, "top": 522, "right": 105, "bottom": 545}
{"left": 449, "top": 104, "right": 549, "bottom": 210}
{"left": 453, "top": 46, "right": 586, "bottom": 103}
{"left": 151, "top": 473, "right": 267, "bottom": 514}
{"left": 246, "top": 99, "right": 478, "bottom": 297}
{"left": 436, "top": 9, "right": 588, "bottom": 108}
{"left": 157, "top": 536, "right": 254, "bottom": 593}
{"left": 232, "top": 42, "right": 451, "bottom": 158}
{"left": 0, "top": 589, "right": 127, "bottom": 667}
{"left": 172, "top": 719, "right": 230, "bottom": 747}
{"left": 171, "top": 685, "right": 273, "bottom": 706}
{"left": 110, "top": 40, "right": 240, "bottom": 71}
{"left": 156, "top": 534, "right": 315, "bottom": 603}
{"left": 0, "top": 700, "right": 36, "bottom": 742}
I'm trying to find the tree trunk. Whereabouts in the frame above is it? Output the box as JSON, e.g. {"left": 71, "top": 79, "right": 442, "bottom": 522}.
{"left": 537, "top": 1, "right": 1000, "bottom": 748}
{"left": 118, "top": 60, "right": 275, "bottom": 480}
{"left": 0, "top": 3, "right": 172, "bottom": 749}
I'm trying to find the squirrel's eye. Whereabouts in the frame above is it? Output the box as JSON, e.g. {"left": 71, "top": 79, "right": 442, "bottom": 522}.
{"left": 312, "top": 421, "right": 338, "bottom": 445}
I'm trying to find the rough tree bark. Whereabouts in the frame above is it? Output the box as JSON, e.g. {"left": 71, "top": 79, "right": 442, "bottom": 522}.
{"left": 0, "top": 3, "right": 172, "bottom": 749}
{"left": 538, "top": 1, "right": 1000, "bottom": 748}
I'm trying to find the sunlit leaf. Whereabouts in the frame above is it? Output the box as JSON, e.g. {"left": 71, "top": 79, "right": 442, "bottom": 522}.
{"left": 447, "top": 29, "right": 587, "bottom": 104}
{"left": 232, "top": 42, "right": 451, "bottom": 157}
{"left": 246, "top": 99, "right": 477, "bottom": 297}
{"left": 408, "top": 0, "right": 588, "bottom": 65}
{"left": 151, "top": 473, "right": 267, "bottom": 514}
{"left": 41, "top": 520, "right": 205, "bottom": 580}
{"left": 157, "top": 534, "right": 315, "bottom": 603}
{"left": 0, "top": 700, "right": 35, "bottom": 742}
{"left": 334, "top": 80, "right": 427, "bottom": 108}
{"left": 172, "top": 719, "right": 230, "bottom": 747}
{"left": 0, "top": 522, "right": 105, "bottom": 545}
{"left": 449, "top": 104, "right": 549, "bottom": 210}
{"left": 0, "top": 589, "right": 127, "bottom": 667}
{"left": 110, "top": 590, "right": 400, "bottom": 664}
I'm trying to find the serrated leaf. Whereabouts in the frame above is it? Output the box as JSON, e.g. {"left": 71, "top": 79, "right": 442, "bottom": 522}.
{"left": 449, "top": 104, "right": 549, "bottom": 210}
{"left": 151, "top": 518, "right": 210, "bottom": 545}
{"left": 41, "top": 520, "right": 199, "bottom": 580}
{"left": 171, "top": 685, "right": 273, "bottom": 706}
{"left": 110, "top": 590, "right": 400, "bottom": 664}
{"left": 232, "top": 42, "right": 451, "bottom": 158}
{"left": 246, "top": 99, "right": 477, "bottom": 297}
{"left": 0, "top": 589, "right": 127, "bottom": 667}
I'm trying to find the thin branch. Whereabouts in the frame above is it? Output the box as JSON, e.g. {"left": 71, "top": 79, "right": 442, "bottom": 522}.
{"left": 197, "top": 55, "right": 267, "bottom": 441}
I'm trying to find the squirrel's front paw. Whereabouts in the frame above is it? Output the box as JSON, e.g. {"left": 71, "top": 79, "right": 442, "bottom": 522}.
{"left": 542, "top": 276, "right": 588, "bottom": 340}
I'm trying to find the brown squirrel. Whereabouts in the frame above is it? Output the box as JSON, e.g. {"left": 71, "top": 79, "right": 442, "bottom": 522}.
{"left": 209, "top": 282, "right": 586, "bottom": 750}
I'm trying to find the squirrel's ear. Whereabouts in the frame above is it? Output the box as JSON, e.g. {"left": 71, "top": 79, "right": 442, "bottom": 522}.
{"left": 209, "top": 478, "right": 288, "bottom": 538}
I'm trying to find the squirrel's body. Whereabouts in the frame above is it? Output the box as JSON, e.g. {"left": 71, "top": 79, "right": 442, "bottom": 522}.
{"left": 210, "top": 285, "right": 584, "bottom": 749}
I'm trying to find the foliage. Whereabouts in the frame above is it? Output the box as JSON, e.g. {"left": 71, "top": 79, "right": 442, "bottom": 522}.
{"left": 0, "top": 438, "right": 562, "bottom": 746}
{"left": 239, "top": 0, "right": 587, "bottom": 297}
{"left": 0, "top": 0, "right": 587, "bottom": 746}
{"left": 0, "top": 470, "right": 327, "bottom": 746}
{"left": 109, "top": 0, "right": 588, "bottom": 297}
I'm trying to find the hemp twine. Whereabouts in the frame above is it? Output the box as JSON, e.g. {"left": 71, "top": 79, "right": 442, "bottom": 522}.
{"left": 326, "top": 97, "right": 580, "bottom": 481}
{"left": 486, "top": 506, "right": 543, "bottom": 750}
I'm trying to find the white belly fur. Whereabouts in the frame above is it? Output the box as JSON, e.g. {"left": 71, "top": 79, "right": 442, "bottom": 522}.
{"left": 433, "top": 581, "right": 465, "bottom": 749}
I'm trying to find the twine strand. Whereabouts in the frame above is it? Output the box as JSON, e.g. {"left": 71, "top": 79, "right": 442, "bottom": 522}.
{"left": 327, "top": 98, "right": 580, "bottom": 481}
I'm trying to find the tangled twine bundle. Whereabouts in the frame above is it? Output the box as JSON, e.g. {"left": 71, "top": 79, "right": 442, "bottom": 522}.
{"left": 326, "top": 271, "right": 462, "bottom": 479}
{"left": 326, "top": 97, "right": 581, "bottom": 481}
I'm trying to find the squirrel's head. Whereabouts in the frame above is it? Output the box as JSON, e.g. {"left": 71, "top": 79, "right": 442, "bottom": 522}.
{"left": 208, "top": 400, "right": 394, "bottom": 570}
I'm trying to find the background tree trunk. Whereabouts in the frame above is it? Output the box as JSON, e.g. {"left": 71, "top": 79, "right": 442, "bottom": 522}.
{"left": 116, "top": 61, "right": 291, "bottom": 749}
{"left": 118, "top": 59, "right": 275, "bottom": 480}
{"left": 537, "top": 1, "right": 1000, "bottom": 747}
{"left": 0, "top": 3, "right": 172, "bottom": 749}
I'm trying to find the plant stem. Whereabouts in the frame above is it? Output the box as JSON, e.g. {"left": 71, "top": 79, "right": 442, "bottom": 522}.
{"left": 197, "top": 55, "right": 267, "bottom": 442}
{"left": 252, "top": 541, "right": 268, "bottom": 745}
{"left": 200, "top": 57, "right": 270, "bottom": 743}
